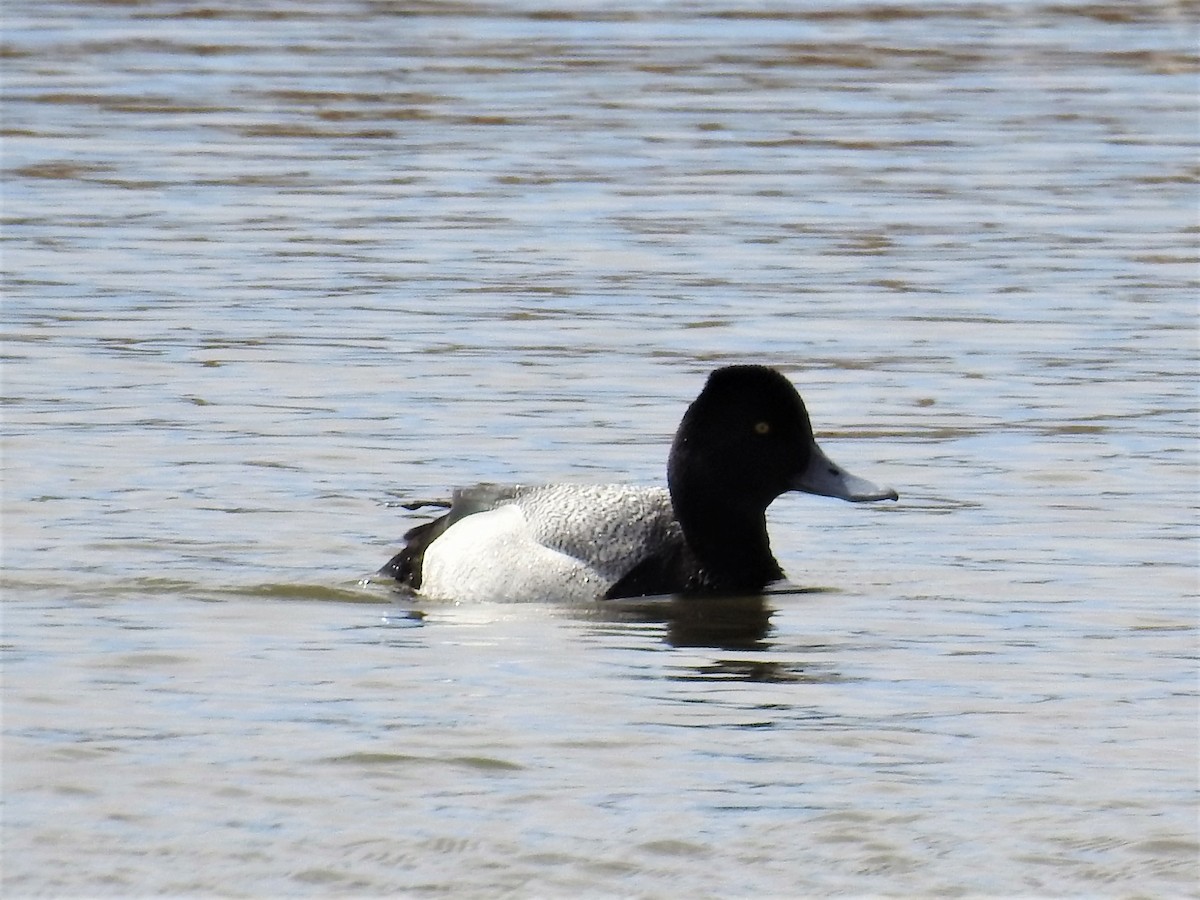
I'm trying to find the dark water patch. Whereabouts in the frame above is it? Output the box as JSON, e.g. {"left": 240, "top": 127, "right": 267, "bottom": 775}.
{"left": 322, "top": 752, "right": 524, "bottom": 771}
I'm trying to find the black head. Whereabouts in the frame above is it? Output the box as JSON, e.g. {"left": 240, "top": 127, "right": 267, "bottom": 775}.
{"left": 668, "top": 365, "right": 816, "bottom": 513}
{"left": 665, "top": 365, "right": 896, "bottom": 590}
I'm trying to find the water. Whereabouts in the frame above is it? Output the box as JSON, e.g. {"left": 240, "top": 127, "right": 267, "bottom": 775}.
{"left": 3, "top": 1, "right": 1197, "bottom": 895}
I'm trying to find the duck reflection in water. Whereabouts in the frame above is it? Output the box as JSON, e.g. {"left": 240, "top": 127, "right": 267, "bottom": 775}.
{"left": 596, "top": 592, "right": 775, "bottom": 651}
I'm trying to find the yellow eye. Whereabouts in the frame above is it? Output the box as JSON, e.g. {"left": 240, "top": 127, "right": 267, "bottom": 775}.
{"left": 754, "top": 421, "right": 771, "bottom": 435}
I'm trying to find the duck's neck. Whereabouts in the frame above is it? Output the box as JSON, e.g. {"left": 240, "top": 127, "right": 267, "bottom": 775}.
{"left": 672, "top": 493, "right": 784, "bottom": 592}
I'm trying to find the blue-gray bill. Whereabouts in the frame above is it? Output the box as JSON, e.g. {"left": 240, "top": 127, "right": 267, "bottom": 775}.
{"left": 791, "top": 441, "right": 898, "bottom": 503}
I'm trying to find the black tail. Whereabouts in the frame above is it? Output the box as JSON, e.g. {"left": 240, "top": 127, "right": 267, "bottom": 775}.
{"left": 379, "top": 514, "right": 451, "bottom": 589}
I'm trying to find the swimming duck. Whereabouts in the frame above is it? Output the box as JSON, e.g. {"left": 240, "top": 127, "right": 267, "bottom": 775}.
{"left": 380, "top": 365, "right": 896, "bottom": 602}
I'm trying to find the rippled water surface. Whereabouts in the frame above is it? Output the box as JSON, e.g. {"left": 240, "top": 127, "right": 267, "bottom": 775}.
{"left": 3, "top": 1, "right": 1198, "bottom": 896}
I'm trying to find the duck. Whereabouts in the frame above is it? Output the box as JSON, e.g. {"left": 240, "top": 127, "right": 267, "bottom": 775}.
{"left": 380, "top": 365, "right": 897, "bottom": 602}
